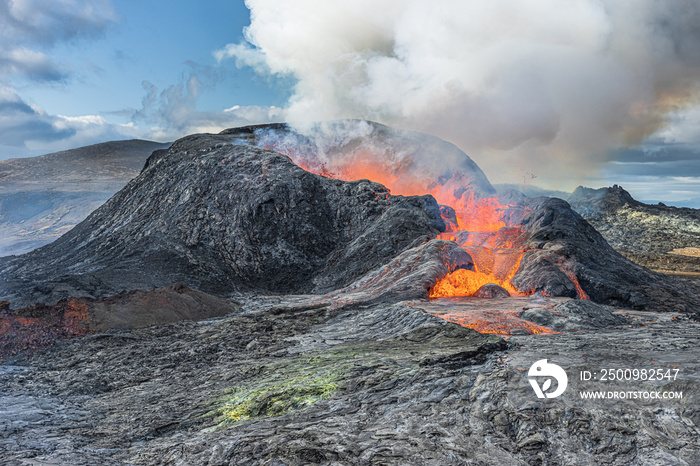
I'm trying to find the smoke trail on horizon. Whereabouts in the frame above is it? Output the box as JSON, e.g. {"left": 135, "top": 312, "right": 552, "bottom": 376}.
{"left": 217, "top": 0, "right": 700, "bottom": 188}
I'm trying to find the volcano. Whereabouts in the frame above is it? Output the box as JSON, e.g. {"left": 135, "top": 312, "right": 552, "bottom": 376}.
{"left": 2, "top": 121, "right": 700, "bottom": 465}
{"left": 1, "top": 120, "right": 698, "bottom": 314}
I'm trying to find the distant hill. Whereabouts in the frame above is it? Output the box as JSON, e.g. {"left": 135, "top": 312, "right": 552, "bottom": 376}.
{"left": 567, "top": 185, "right": 700, "bottom": 277}
{"left": 0, "top": 139, "right": 170, "bottom": 256}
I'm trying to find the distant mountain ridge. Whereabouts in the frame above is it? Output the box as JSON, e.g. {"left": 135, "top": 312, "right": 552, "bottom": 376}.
{"left": 0, "top": 139, "right": 169, "bottom": 184}
{"left": 0, "top": 139, "right": 169, "bottom": 256}
{"left": 567, "top": 184, "right": 700, "bottom": 276}
{"left": 568, "top": 185, "right": 643, "bottom": 215}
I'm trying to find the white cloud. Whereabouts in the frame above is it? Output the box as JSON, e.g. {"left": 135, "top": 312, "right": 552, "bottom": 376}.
{"left": 218, "top": 0, "right": 700, "bottom": 188}
{"left": 0, "top": 0, "right": 125, "bottom": 157}
{"left": 2, "top": 0, "right": 119, "bottom": 46}
{"left": 0, "top": 47, "right": 68, "bottom": 81}
{"left": 131, "top": 75, "right": 285, "bottom": 143}
{"left": 0, "top": 84, "right": 147, "bottom": 158}
{"left": 0, "top": 0, "right": 118, "bottom": 82}
{"left": 25, "top": 114, "right": 141, "bottom": 152}
{"left": 652, "top": 106, "right": 700, "bottom": 146}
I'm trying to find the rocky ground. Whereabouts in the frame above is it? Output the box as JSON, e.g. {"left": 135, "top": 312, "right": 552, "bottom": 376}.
{"left": 1, "top": 296, "right": 699, "bottom": 465}
{"left": 0, "top": 285, "right": 239, "bottom": 357}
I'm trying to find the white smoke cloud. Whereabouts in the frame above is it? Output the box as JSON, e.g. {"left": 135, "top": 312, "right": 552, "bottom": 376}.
{"left": 130, "top": 75, "right": 286, "bottom": 143}
{"left": 218, "top": 0, "right": 700, "bottom": 189}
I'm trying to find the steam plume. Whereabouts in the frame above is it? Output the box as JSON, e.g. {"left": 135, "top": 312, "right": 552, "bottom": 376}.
{"left": 218, "top": 0, "right": 700, "bottom": 188}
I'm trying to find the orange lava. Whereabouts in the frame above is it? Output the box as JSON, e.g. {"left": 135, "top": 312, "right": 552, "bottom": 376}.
{"left": 430, "top": 268, "right": 521, "bottom": 298}
{"left": 264, "top": 141, "right": 587, "bottom": 300}
{"left": 284, "top": 149, "right": 532, "bottom": 297}
{"left": 451, "top": 195, "right": 508, "bottom": 232}
{"left": 569, "top": 274, "right": 589, "bottom": 300}
{"left": 326, "top": 157, "right": 512, "bottom": 233}
{"left": 440, "top": 312, "right": 558, "bottom": 336}
{"left": 431, "top": 224, "right": 530, "bottom": 298}
{"left": 278, "top": 145, "right": 531, "bottom": 297}
{"left": 555, "top": 259, "right": 590, "bottom": 300}
{"left": 335, "top": 159, "right": 532, "bottom": 298}
{"left": 271, "top": 143, "right": 512, "bottom": 234}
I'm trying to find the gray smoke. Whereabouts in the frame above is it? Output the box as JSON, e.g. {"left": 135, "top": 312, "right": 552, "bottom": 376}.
{"left": 217, "top": 0, "right": 700, "bottom": 189}
{"left": 231, "top": 120, "right": 496, "bottom": 200}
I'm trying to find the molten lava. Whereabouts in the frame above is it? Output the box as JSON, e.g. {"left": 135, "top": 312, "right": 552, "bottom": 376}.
{"left": 270, "top": 142, "right": 530, "bottom": 297}
{"left": 439, "top": 312, "right": 558, "bottom": 336}
{"left": 326, "top": 159, "right": 533, "bottom": 299}
{"left": 431, "top": 218, "right": 531, "bottom": 298}
{"left": 555, "top": 259, "right": 590, "bottom": 300}
{"left": 429, "top": 250, "right": 526, "bottom": 298}
{"left": 298, "top": 151, "right": 513, "bottom": 234}
{"left": 258, "top": 138, "right": 589, "bottom": 301}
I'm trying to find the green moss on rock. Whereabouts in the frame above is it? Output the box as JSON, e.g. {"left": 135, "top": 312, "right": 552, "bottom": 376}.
{"left": 210, "top": 361, "right": 341, "bottom": 425}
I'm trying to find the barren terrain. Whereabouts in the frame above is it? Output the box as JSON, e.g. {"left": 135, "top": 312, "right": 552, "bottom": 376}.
{"left": 2, "top": 295, "right": 698, "bottom": 465}
{"left": 0, "top": 140, "right": 168, "bottom": 256}
{"left": 1, "top": 124, "right": 699, "bottom": 465}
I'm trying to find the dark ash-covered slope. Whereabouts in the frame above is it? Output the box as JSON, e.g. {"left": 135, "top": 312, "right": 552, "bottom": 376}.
{"left": 510, "top": 196, "right": 700, "bottom": 312}
{"left": 0, "top": 134, "right": 444, "bottom": 307}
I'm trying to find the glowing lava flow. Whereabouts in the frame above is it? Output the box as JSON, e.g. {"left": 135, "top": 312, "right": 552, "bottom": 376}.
{"left": 432, "top": 208, "right": 531, "bottom": 298}
{"left": 429, "top": 251, "right": 526, "bottom": 298}
{"left": 556, "top": 260, "right": 590, "bottom": 300}
{"left": 258, "top": 139, "right": 588, "bottom": 300}
{"left": 440, "top": 312, "right": 558, "bottom": 336}
{"left": 270, "top": 143, "right": 531, "bottom": 297}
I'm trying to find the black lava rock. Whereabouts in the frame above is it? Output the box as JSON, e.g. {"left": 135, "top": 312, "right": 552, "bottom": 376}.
{"left": 472, "top": 283, "right": 510, "bottom": 298}
{"left": 0, "top": 135, "right": 444, "bottom": 307}
{"left": 511, "top": 197, "right": 700, "bottom": 312}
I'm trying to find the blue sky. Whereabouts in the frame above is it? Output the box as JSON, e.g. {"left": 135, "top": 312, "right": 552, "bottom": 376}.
{"left": 0, "top": 0, "right": 289, "bottom": 159}
{"left": 18, "top": 1, "right": 289, "bottom": 117}
{"left": 2, "top": 0, "right": 700, "bottom": 208}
